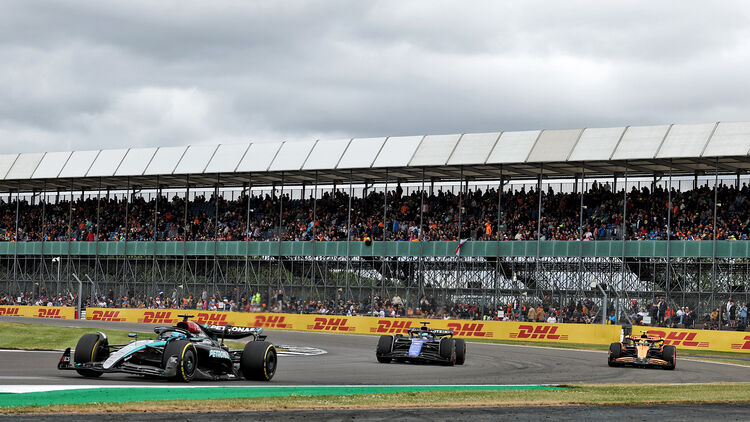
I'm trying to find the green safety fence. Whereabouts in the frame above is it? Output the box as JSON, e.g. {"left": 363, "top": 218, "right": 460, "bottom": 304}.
{"left": 0, "top": 240, "right": 747, "bottom": 258}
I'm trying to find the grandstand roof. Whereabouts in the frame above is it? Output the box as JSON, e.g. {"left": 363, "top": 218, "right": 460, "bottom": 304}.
{"left": 1, "top": 121, "right": 749, "bottom": 191}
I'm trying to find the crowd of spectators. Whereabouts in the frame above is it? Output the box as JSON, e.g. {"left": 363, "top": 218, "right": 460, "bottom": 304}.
{"left": 6, "top": 287, "right": 746, "bottom": 331}
{"left": 0, "top": 181, "right": 747, "bottom": 243}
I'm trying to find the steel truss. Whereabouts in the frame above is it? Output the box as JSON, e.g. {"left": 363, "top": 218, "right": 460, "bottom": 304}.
{"left": 1, "top": 253, "right": 746, "bottom": 320}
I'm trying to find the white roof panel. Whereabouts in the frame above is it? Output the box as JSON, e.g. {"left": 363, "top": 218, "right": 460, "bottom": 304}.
{"left": 337, "top": 137, "right": 386, "bottom": 169}
{"left": 144, "top": 146, "right": 187, "bottom": 175}
{"left": 702, "top": 121, "right": 750, "bottom": 157}
{"left": 303, "top": 139, "right": 350, "bottom": 170}
{"left": 486, "top": 130, "right": 540, "bottom": 164}
{"left": 173, "top": 144, "right": 218, "bottom": 174}
{"left": 204, "top": 143, "right": 251, "bottom": 173}
{"left": 0, "top": 154, "right": 18, "bottom": 179}
{"left": 373, "top": 136, "right": 423, "bottom": 167}
{"left": 568, "top": 127, "right": 626, "bottom": 162}
{"left": 447, "top": 132, "right": 500, "bottom": 165}
{"left": 5, "top": 153, "right": 44, "bottom": 180}
{"left": 87, "top": 149, "right": 128, "bottom": 177}
{"left": 612, "top": 125, "right": 670, "bottom": 160}
{"left": 236, "top": 142, "right": 283, "bottom": 172}
{"left": 409, "top": 134, "right": 461, "bottom": 166}
{"left": 114, "top": 148, "right": 157, "bottom": 176}
{"left": 656, "top": 123, "right": 715, "bottom": 159}
{"left": 269, "top": 140, "right": 316, "bottom": 171}
{"left": 32, "top": 151, "right": 72, "bottom": 179}
{"left": 59, "top": 150, "right": 100, "bottom": 178}
{"left": 527, "top": 129, "right": 583, "bottom": 162}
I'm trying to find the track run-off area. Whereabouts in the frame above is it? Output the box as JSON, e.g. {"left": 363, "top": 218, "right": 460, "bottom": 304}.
{"left": 1, "top": 316, "right": 749, "bottom": 389}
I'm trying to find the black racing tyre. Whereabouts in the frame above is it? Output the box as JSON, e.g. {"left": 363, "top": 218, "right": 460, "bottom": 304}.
{"left": 376, "top": 335, "right": 393, "bottom": 363}
{"left": 440, "top": 337, "right": 456, "bottom": 366}
{"left": 662, "top": 345, "right": 676, "bottom": 370}
{"left": 454, "top": 338, "right": 466, "bottom": 365}
{"left": 241, "top": 341, "right": 277, "bottom": 381}
{"left": 608, "top": 342, "right": 622, "bottom": 367}
{"left": 163, "top": 340, "right": 198, "bottom": 382}
{"left": 74, "top": 333, "right": 107, "bottom": 377}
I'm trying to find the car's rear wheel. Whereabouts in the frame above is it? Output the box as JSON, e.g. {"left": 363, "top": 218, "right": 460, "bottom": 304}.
{"left": 608, "top": 342, "right": 622, "bottom": 367}
{"left": 376, "top": 335, "right": 393, "bottom": 363}
{"left": 163, "top": 340, "right": 198, "bottom": 382}
{"left": 440, "top": 337, "right": 456, "bottom": 366}
{"left": 74, "top": 333, "right": 107, "bottom": 377}
{"left": 241, "top": 341, "right": 277, "bottom": 381}
{"left": 662, "top": 345, "right": 676, "bottom": 370}
{"left": 454, "top": 339, "right": 466, "bottom": 365}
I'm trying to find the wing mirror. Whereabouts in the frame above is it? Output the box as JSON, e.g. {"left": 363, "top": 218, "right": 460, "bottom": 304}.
{"left": 128, "top": 333, "right": 138, "bottom": 341}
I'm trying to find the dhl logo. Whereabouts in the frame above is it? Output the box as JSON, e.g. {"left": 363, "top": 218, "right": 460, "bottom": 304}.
{"left": 0, "top": 307, "right": 20, "bottom": 316}
{"left": 196, "top": 313, "right": 228, "bottom": 326}
{"left": 447, "top": 322, "right": 494, "bottom": 337}
{"left": 89, "top": 310, "right": 125, "bottom": 322}
{"left": 370, "top": 319, "right": 412, "bottom": 334}
{"left": 307, "top": 317, "right": 355, "bottom": 332}
{"left": 510, "top": 324, "right": 567, "bottom": 340}
{"left": 254, "top": 315, "right": 291, "bottom": 329}
{"left": 731, "top": 335, "right": 750, "bottom": 350}
{"left": 139, "top": 311, "right": 178, "bottom": 324}
{"left": 647, "top": 330, "right": 708, "bottom": 347}
{"left": 37, "top": 308, "right": 64, "bottom": 319}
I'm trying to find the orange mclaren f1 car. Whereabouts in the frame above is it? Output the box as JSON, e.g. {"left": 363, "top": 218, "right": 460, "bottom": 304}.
{"left": 608, "top": 332, "right": 676, "bottom": 370}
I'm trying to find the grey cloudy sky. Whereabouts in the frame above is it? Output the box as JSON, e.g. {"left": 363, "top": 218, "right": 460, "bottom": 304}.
{"left": 1, "top": 0, "right": 749, "bottom": 153}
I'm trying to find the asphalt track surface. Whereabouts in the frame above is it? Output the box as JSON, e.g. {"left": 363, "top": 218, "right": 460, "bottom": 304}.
{"left": 2, "top": 316, "right": 750, "bottom": 386}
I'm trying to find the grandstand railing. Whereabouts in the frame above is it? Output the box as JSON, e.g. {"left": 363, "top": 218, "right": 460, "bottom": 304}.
{"left": 1, "top": 240, "right": 749, "bottom": 258}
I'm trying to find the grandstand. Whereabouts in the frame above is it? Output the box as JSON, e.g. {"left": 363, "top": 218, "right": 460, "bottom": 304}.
{"left": 0, "top": 121, "right": 749, "bottom": 325}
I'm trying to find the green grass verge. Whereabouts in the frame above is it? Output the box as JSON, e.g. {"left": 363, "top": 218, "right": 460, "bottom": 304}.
{"left": 2, "top": 383, "right": 750, "bottom": 414}
{"left": 0, "top": 322, "right": 245, "bottom": 350}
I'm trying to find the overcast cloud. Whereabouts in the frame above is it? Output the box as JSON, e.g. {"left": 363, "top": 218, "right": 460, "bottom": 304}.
{"left": 1, "top": 0, "right": 749, "bottom": 153}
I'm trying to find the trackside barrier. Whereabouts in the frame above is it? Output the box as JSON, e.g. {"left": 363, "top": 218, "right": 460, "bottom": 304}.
{"left": 84, "top": 308, "right": 621, "bottom": 346}
{"left": 0, "top": 305, "right": 76, "bottom": 319}
{"left": 632, "top": 325, "right": 750, "bottom": 353}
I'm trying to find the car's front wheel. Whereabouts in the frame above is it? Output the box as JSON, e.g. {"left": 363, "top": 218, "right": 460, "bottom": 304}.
{"left": 376, "top": 335, "right": 393, "bottom": 363}
{"left": 163, "top": 340, "right": 198, "bottom": 382}
{"left": 241, "top": 341, "right": 277, "bottom": 381}
{"left": 454, "top": 339, "right": 466, "bottom": 365}
{"left": 74, "top": 333, "right": 107, "bottom": 377}
{"left": 608, "top": 342, "right": 622, "bottom": 367}
{"left": 440, "top": 337, "right": 456, "bottom": 366}
{"left": 662, "top": 345, "right": 676, "bottom": 370}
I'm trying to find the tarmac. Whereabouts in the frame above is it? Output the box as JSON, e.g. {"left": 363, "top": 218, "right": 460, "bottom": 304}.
{"left": 1, "top": 316, "right": 749, "bottom": 420}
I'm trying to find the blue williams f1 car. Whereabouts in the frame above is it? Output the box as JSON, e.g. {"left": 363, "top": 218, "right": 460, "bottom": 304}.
{"left": 58, "top": 315, "right": 277, "bottom": 381}
{"left": 375, "top": 322, "right": 466, "bottom": 366}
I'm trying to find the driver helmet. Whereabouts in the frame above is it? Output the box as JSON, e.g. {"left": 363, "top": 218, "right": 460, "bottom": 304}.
{"left": 186, "top": 321, "right": 201, "bottom": 334}
{"left": 419, "top": 331, "right": 430, "bottom": 338}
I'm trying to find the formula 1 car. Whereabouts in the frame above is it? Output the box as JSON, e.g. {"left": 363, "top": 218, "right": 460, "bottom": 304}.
{"left": 375, "top": 322, "right": 465, "bottom": 366}
{"left": 58, "top": 315, "right": 277, "bottom": 381}
{"left": 608, "top": 332, "right": 676, "bottom": 370}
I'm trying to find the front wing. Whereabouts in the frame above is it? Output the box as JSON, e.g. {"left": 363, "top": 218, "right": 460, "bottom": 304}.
{"left": 610, "top": 347, "right": 671, "bottom": 367}
{"left": 57, "top": 347, "right": 244, "bottom": 380}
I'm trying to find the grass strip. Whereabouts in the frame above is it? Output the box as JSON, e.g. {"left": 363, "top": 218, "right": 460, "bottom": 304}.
{"left": 0, "top": 385, "right": 556, "bottom": 408}
{"left": 2, "top": 383, "right": 750, "bottom": 415}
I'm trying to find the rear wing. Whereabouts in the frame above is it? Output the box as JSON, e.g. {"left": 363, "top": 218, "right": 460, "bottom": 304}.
{"left": 204, "top": 324, "right": 265, "bottom": 340}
